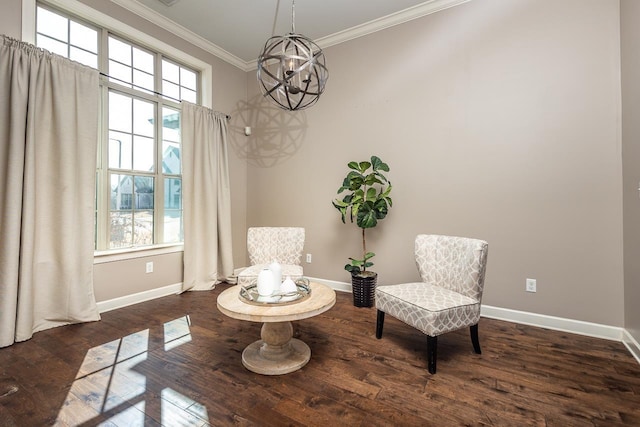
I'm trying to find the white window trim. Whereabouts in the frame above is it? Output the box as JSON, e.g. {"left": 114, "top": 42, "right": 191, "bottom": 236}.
{"left": 94, "top": 244, "right": 184, "bottom": 264}
{"left": 22, "top": 0, "right": 212, "bottom": 108}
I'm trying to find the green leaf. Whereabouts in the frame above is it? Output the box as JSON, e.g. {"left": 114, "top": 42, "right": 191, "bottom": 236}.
{"left": 332, "top": 202, "right": 347, "bottom": 223}
{"left": 374, "top": 199, "right": 388, "bottom": 217}
{"left": 364, "top": 174, "right": 383, "bottom": 186}
{"left": 370, "top": 156, "right": 382, "bottom": 170}
{"left": 357, "top": 207, "right": 378, "bottom": 228}
{"left": 366, "top": 187, "right": 377, "bottom": 201}
{"left": 363, "top": 252, "right": 375, "bottom": 260}
{"left": 345, "top": 264, "right": 360, "bottom": 273}
{"left": 348, "top": 161, "right": 359, "bottom": 170}
{"left": 351, "top": 203, "right": 359, "bottom": 222}
{"left": 358, "top": 161, "right": 371, "bottom": 173}
{"left": 371, "top": 156, "right": 389, "bottom": 172}
{"left": 346, "top": 172, "right": 364, "bottom": 190}
{"left": 374, "top": 171, "right": 388, "bottom": 183}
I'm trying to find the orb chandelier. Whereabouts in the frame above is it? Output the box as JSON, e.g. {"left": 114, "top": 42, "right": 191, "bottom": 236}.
{"left": 257, "top": 0, "right": 329, "bottom": 111}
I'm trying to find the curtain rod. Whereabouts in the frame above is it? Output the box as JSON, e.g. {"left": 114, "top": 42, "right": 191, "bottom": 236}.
{"left": 99, "top": 72, "right": 231, "bottom": 120}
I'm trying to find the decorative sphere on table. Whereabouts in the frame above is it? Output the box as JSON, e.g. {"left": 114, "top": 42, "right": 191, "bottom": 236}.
{"left": 280, "top": 276, "right": 297, "bottom": 293}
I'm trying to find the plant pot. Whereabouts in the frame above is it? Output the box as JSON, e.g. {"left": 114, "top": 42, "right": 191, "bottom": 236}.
{"left": 351, "top": 271, "right": 377, "bottom": 308}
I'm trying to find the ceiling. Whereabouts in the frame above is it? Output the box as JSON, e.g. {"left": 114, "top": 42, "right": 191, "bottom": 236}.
{"left": 111, "top": 0, "right": 470, "bottom": 70}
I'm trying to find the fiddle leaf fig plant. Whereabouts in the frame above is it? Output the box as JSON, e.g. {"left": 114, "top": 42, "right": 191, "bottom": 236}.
{"left": 332, "top": 155, "right": 392, "bottom": 275}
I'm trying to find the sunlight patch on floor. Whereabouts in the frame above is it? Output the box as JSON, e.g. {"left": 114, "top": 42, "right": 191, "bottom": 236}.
{"left": 54, "top": 316, "right": 208, "bottom": 425}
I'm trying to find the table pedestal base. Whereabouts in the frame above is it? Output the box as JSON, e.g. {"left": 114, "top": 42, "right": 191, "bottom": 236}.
{"left": 241, "top": 321, "right": 311, "bottom": 375}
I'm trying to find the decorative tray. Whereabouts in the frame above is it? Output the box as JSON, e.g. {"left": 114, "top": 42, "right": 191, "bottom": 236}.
{"left": 239, "top": 278, "right": 311, "bottom": 306}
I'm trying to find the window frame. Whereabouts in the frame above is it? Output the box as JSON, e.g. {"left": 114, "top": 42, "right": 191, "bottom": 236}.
{"left": 25, "top": 0, "right": 213, "bottom": 260}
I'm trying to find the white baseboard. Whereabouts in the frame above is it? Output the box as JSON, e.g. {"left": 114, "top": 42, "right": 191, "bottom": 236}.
{"left": 96, "top": 283, "right": 182, "bottom": 313}
{"left": 480, "top": 305, "right": 624, "bottom": 341}
{"left": 623, "top": 329, "right": 640, "bottom": 365}
{"left": 306, "top": 276, "right": 352, "bottom": 293}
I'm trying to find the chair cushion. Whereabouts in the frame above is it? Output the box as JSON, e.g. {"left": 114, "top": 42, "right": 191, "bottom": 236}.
{"left": 237, "top": 264, "right": 304, "bottom": 286}
{"left": 376, "top": 282, "right": 480, "bottom": 337}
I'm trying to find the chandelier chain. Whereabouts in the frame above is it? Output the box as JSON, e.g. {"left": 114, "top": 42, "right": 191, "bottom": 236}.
{"left": 291, "top": 0, "right": 296, "bottom": 34}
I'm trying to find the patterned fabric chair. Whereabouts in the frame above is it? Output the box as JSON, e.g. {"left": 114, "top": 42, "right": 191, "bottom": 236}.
{"left": 375, "top": 234, "right": 489, "bottom": 374}
{"left": 237, "top": 227, "right": 305, "bottom": 286}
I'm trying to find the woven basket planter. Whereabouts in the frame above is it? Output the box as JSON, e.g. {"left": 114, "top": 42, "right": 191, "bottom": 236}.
{"left": 351, "top": 272, "right": 377, "bottom": 308}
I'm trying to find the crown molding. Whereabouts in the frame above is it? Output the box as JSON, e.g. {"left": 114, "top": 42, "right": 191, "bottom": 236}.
{"left": 109, "top": 0, "right": 471, "bottom": 73}
{"left": 316, "top": 0, "right": 471, "bottom": 50}
{"left": 110, "top": 0, "right": 250, "bottom": 71}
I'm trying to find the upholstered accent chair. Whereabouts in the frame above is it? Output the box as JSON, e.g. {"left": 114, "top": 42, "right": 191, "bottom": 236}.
{"left": 237, "top": 227, "right": 305, "bottom": 286}
{"left": 375, "top": 234, "right": 489, "bottom": 374}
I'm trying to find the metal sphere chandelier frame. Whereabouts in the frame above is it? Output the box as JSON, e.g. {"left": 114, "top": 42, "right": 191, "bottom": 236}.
{"left": 257, "top": 0, "right": 329, "bottom": 111}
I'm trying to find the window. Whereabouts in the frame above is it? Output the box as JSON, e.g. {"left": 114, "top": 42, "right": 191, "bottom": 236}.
{"left": 36, "top": 4, "right": 199, "bottom": 251}
{"left": 36, "top": 6, "right": 98, "bottom": 68}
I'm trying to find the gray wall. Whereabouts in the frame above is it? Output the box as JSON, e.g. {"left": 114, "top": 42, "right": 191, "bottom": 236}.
{"left": 244, "top": 0, "right": 625, "bottom": 326}
{"left": 621, "top": 0, "right": 640, "bottom": 342}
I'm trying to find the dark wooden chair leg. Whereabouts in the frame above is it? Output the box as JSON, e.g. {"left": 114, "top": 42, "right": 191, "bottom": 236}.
{"left": 427, "top": 335, "right": 437, "bottom": 374}
{"left": 470, "top": 324, "right": 481, "bottom": 354}
{"left": 376, "top": 310, "right": 385, "bottom": 339}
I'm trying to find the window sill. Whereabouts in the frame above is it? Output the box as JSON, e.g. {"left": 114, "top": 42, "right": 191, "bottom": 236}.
{"left": 94, "top": 244, "right": 184, "bottom": 264}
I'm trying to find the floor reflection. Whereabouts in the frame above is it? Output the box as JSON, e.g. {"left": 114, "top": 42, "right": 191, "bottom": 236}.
{"left": 55, "top": 316, "right": 207, "bottom": 426}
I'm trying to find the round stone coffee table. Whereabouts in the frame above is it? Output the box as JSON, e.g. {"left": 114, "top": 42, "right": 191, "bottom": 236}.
{"left": 216, "top": 281, "right": 336, "bottom": 375}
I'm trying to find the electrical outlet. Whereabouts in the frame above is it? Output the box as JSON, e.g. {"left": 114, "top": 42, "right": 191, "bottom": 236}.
{"left": 306, "top": 253, "right": 312, "bottom": 263}
{"left": 526, "top": 278, "right": 536, "bottom": 293}
{"left": 146, "top": 261, "right": 154, "bottom": 273}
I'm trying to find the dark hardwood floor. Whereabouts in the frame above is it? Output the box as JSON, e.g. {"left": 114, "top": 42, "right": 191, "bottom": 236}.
{"left": 1, "top": 284, "right": 639, "bottom": 426}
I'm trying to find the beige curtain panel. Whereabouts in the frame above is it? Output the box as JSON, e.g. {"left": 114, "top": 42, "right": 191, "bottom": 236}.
{"left": 0, "top": 35, "right": 101, "bottom": 347}
{"left": 181, "top": 102, "right": 234, "bottom": 291}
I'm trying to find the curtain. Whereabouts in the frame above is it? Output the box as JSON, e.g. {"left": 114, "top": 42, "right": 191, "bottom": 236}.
{"left": 0, "top": 36, "right": 101, "bottom": 347}
{"left": 181, "top": 102, "right": 234, "bottom": 291}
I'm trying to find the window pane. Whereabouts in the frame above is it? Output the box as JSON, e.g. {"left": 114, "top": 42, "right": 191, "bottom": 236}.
{"left": 134, "top": 176, "right": 154, "bottom": 209}
{"left": 108, "top": 132, "right": 132, "bottom": 169}
{"left": 133, "top": 136, "right": 154, "bottom": 172}
{"left": 108, "top": 36, "right": 131, "bottom": 66}
{"left": 110, "top": 174, "right": 132, "bottom": 210}
{"left": 162, "top": 81, "right": 180, "bottom": 101}
{"left": 163, "top": 210, "right": 182, "bottom": 244}
{"left": 133, "top": 211, "right": 153, "bottom": 246}
{"left": 36, "top": 34, "right": 67, "bottom": 57}
{"left": 164, "top": 178, "right": 181, "bottom": 209}
{"left": 133, "top": 99, "right": 154, "bottom": 137}
{"left": 109, "top": 92, "right": 132, "bottom": 133}
{"left": 109, "top": 60, "right": 132, "bottom": 87}
{"left": 70, "top": 47, "right": 97, "bottom": 69}
{"left": 70, "top": 21, "right": 97, "bottom": 53}
{"left": 162, "top": 141, "right": 180, "bottom": 174}
{"left": 162, "top": 108, "right": 180, "bottom": 141}
{"left": 133, "top": 69, "right": 154, "bottom": 93}
{"left": 180, "top": 68, "right": 197, "bottom": 90}
{"left": 37, "top": 7, "right": 68, "bottom": 42}
{"left": 181, "top": 88, "right": 197, "bottom": 103}
{"left": 162, "top": 60, "right": 179, "bottom": 83}
{"left": 110, "top": 211, "right": 133, "bottom": 248}
{"left": 133, "top": 47, "right": 154, "bottom": 74}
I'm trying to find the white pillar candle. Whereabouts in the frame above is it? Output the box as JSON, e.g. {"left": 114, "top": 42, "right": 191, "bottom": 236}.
{"left": 268, "top": 261, "right": 282, "bottom": 288}
{"left": 257, "top": 268, "right": 275, "bottom": 296}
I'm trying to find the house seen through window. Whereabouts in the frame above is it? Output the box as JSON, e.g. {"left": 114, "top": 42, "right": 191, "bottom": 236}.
{"left": 36, "top": 3, "right": 200, "bottom": 250}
